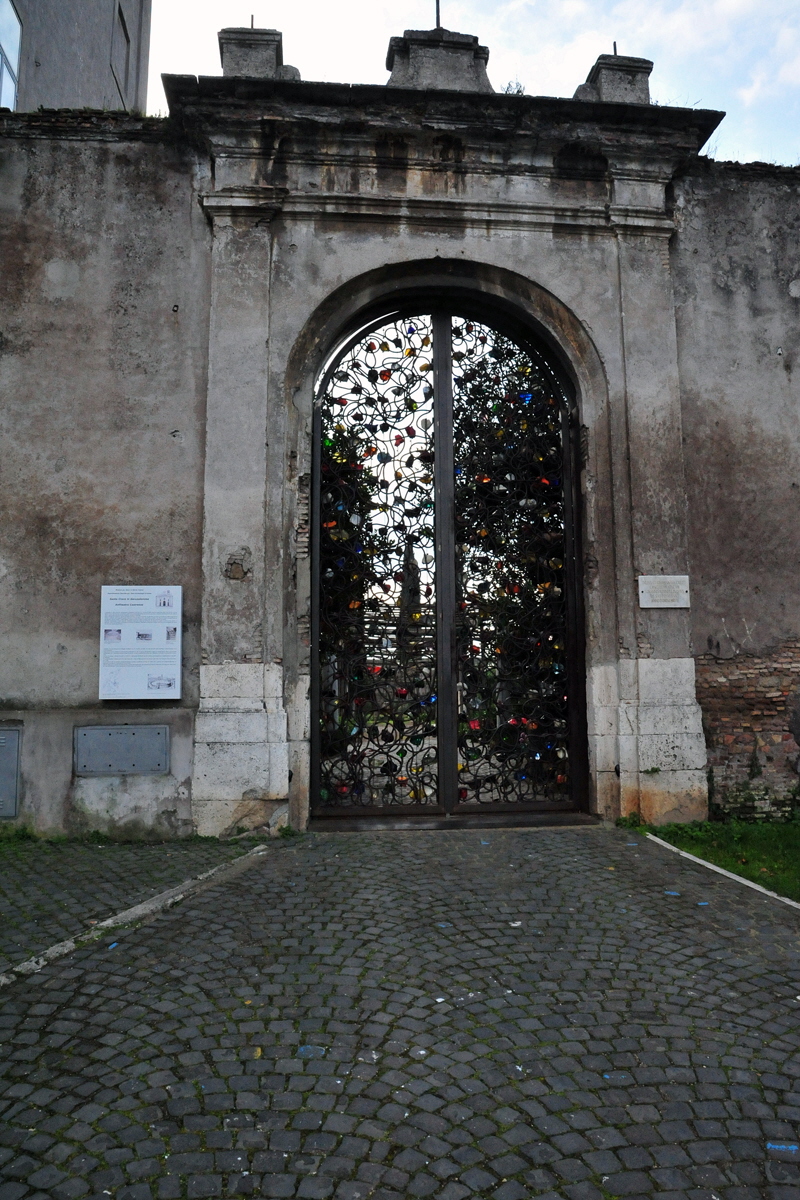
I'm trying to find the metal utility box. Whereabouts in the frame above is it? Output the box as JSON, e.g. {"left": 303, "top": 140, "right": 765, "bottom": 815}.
{"left": 0, "top": 729, "right": 21, "bottom": 818}
{"left": 74, "top": 725, "right": 170, "bottom": 776}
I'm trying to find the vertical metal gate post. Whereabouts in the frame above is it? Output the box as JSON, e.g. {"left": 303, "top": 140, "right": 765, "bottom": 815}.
{"left": 432, "top": 312, "right": 458, "bottom": 813}
{"left": 310, "top": 405, "right": 323, "bottom": 809}
{"left": 561, "top": 403, "right": 589, "bottom": 801}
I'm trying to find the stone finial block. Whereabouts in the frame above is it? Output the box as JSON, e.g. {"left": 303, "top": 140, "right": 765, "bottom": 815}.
{"left": 574, "top": 54, "right": 653, "bottom": 104}
{"left": 386, "top": 28, "right": 493, "bottom": 93}
{"left": 218, "top": 27, "right": 300, "bottom": 81}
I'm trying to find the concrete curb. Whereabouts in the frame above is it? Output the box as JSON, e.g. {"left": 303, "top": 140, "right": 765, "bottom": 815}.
{"left": 0, "top": 843, "right": 270, "bottom": 989}
{"left": 646, "top": 832, "right": 800, "bottom": 912}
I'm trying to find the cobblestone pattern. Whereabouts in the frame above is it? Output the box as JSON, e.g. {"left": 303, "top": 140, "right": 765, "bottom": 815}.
{"left": 0, "top": 839, "right": 255, "bottom": 974}
{"left": 696, "top": 641, "right": 800, "bottom": 807}
{"left": 2, "top": 826, "right": 800, "bottom": 1200}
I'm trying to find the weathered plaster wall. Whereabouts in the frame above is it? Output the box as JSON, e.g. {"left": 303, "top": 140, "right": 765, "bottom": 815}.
{"left": 673, "top": 160, "right": 800, "bottom": 804}
{"left": 0, "top": 115, "right": 210, "bottom": 834}
{"left": 2, "top": 708, "right": 195, "bottom": 837}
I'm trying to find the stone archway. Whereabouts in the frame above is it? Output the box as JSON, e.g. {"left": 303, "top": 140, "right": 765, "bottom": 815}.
{"left": 275, "top": 260, "right": 610, "bottom": 829}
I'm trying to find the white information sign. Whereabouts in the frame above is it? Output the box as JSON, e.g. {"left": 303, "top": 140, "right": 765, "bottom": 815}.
{"left": 99, "top": 586, "right": 182, "bottom": 700}
{"left": 637, "top": 575, "right": 690, "bottom": 609}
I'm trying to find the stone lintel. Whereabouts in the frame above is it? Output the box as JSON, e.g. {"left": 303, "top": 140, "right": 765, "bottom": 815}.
{"left": 161, "top": 74, "right": 722, "bottom": 156}
{"left": 200, "top": 186, "right": 287, "bottom": 225}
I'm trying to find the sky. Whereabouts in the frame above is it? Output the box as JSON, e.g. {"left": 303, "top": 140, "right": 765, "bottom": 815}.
{"left": 147, "top": 0, "right": 800, "bottom": 165}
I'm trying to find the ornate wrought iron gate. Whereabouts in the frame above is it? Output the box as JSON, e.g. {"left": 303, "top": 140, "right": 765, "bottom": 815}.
{"left": 311, "top": 311, "right": 586, "bottom": 818}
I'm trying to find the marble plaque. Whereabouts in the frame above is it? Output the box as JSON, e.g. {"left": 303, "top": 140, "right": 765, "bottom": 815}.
{"left": 637, "top": 574, "right": 690, "bottom": 609}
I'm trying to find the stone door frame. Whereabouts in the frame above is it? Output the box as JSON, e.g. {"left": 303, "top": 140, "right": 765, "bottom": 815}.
{"left": 283, "top": 256, "right": 644, "bottom": 828}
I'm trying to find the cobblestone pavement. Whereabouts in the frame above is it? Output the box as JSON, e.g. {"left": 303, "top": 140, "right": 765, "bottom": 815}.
{"left": 2, "top": 825, "right": 800, "bottom": 1200}
{"left": 0, "top": 839, "right": 256, "bottom": 974}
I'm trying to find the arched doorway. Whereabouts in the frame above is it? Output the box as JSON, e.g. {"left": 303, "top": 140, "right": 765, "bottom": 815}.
{"left": 310, "top": 308, "right": 587, "bottom": 821}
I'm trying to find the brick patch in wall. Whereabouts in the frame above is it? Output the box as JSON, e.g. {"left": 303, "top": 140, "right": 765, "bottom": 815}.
{"left": 695, "top": 639, "right": 800, "bottom": 811}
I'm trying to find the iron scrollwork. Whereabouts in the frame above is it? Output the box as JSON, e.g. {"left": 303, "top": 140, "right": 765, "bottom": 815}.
{"left": 452, "top": 320, "right": 571, "bottom": 806}
{"left": 317, "top": 316, "right": 439, "bottom": 807}
{"left": 315, "top": 313, "right": 574, "bottom": 811}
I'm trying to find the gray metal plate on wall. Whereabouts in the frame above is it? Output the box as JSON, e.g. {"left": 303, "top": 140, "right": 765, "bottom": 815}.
{"left": 0, "top": 730, "right": 21, "bottom": 818}
{"left": 74, "top": 725, "right": 170, "bottom": 776}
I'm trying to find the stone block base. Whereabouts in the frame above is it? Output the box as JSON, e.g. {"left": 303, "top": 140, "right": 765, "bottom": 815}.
{"left": 192, "top": 663, "right": 289, "bottom": 837}
{"left": 588, "top": 657, "right": 708, "bottom": 825}
{"left": 193, "top": 797, "right": 287, "bottom": 838}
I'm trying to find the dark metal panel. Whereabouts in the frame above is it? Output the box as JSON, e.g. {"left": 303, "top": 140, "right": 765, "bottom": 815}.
{"left": 74, "top": 725, "right": 170, "bottom": 776}
{"left": 312, "top": 316, "right": 442, "bottom": 811}
{"left": 0, "top": 730, "right": 21, "bottom": 818}
{"left": 432, "top": 311, "right": 458, "bottom": 814}
{"left": 448, "top": 321, "right": 580, "bottom": 808}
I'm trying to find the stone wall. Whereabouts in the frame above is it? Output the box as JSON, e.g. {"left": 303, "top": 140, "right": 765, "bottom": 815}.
{"left": 13, "top": 0, "right": 151, "bottom": 113}
{"left": 0, "top": 113, "right": 210, "bottom": 835}
{"left": 672, "top": 159, "right": 800, "bottom": 818}
{"left": 695, "top": 641, "right": 800, "bottom": 817}
{"left": 2, "top": 68, "right": 799, "bottom": 836}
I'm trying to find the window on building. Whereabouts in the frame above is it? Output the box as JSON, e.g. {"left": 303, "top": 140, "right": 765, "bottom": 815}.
{"left": 111, "top": 4, "right": 131, "bottom": 102}
{"left": 0, "top": 0, "right": 21, "bottom": 111}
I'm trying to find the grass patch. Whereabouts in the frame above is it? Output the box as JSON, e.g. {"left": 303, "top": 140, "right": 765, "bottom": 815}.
{"left": 0, "top": 823, "right": 42, "bottom": 842}
{"left": 624, "top": 816, "right": 800, "bottom": 902}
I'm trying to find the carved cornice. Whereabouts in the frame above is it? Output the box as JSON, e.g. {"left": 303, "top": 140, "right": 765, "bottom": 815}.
{"left": 273, "top": 192, "right": 676, "bottom": 237}
{"left": 200, "top": 185, "right": 288, "bottom": 225}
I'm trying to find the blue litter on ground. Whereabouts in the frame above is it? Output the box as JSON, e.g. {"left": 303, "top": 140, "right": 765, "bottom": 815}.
{"left": 481, "top": 841, "right": 490, "bottom": 845}
{"left": 768, "top": 1143, "right": 799, "bottom": 1153}
{"left": 698, "top": 901, "right": 709, "bottom": 906}
{"left": 664, "top": 891, "right": 681, "bottom": 896}
{"left": 436, "top": 922, "right": 452, "bottom": 927}
{"left": 297, "top": 1045, "right": 326, "bottom": 1059}
{"left": 626, "top": 842, "right": 638, "bottom": 846}
{"left": 108, "top": 942, "right": 118, "bottom": 949}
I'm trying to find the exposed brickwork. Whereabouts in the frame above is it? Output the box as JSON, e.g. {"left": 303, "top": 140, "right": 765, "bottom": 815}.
{"left": 695, "top": 641, "right": 800, "bottom": 814}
